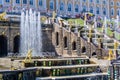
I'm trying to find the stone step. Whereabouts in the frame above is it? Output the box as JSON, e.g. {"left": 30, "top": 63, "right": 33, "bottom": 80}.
{"left": 36, "top": 73, "right": 107, "bottom": 80}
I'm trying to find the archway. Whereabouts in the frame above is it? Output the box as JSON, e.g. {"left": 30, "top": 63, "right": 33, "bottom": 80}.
{"left": 82, "top": 47, "right": 86, "bottom": 53}
{"left": 64, "top": 37, "right": 67, "bottom": 48}
{"left": 72, "top": 41, "right": 76, "bottom": 50}
{"left": 0, "top": 35, "right": 7, "bottom": 57}
{"left": 92, "top": 52, "right": 97, "bottom": 56}
{"left": 13, "top": 35, "right": 20, "bottom": 53}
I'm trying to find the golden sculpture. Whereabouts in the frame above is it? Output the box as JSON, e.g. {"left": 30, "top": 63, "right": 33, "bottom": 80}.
{"left": 108, "top": 50, "right": 114, "bottom": 60}
{"left": 0, "top": 12, "right": 7, "bottom": 21}
{"left": 22, "top": 49, "right": 32, "bottom": 66}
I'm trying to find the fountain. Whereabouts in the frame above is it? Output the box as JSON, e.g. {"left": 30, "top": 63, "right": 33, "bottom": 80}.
{"left": 20, "top": 9, "right": 42, "bottom": 56}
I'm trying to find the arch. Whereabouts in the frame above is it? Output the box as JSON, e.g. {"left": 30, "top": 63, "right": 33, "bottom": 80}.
{"left": 75, "top": 4, "right": 79, "bottom": 12}
{"left": 64, "top": 37, "right": 67, "bottom": 48}
{"left": 82, "top": 46, "right": 86, "bottom": 53}
{"left": 60, "top": 2, "right": 64, "bottom": 11}
{"left": 72, "top": 41, "right": 76, "bottom": 50}
{"left": 13, "top": 35, "right": 20, "bottom": 53}
{"left": 50, "top": 0, "right": 54, "bottom": 10}
{"left": 92, "top": 52, "right": 97, "bottom": 56}
{"left": 0, "top": 35, "right": 7, "bottom": 57}
{"left": 56, "top": 32, "right": 59, "bottom": 46}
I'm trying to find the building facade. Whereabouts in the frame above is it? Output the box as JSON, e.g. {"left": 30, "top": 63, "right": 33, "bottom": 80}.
{"left": 0, "top": 0, "right": 120, "bottom": 19}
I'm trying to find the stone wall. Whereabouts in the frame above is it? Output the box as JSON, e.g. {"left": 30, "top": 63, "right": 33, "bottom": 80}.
{"left": 52, "top": 22, "right": 108, "bottom": 58}
{"left": 0, "top": 21, "right": 108, "bottom": 58}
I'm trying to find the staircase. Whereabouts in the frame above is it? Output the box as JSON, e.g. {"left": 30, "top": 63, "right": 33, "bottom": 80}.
{"left": 30, "top": 57, "right": 108, "bottom": 80}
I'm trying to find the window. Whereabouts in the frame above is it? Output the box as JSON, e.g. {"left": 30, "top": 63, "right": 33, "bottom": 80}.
{"left": 6, "top": 0, "right": 9, "bottom": 2}
{"left": 90, "top": 6, "right": 93, "bottom": 13}
{"left": 117, "top": 2, "right": 120, "bottom": 6}
{"left": 83, "top": 5, "right": 86, "bottom": 12}
{"left": 83, "top": 0, "right": 86, "bottom": 2}
{"left": 96, "top": 0, "right": 99, "bottom": 3}
{"left": 30, "top": 0, "right": 33, "bottom": 5}
{"left": 110, "top": 1, "right": 114, "bottom": 6}
{"left": 103, "top": 8, "right": 106, "bottom": 15}
{"left": 68, "top": 3, "right": 72, "bottom": 11}
{"left": 96, "top": 7, "right": 99, "bottom": 14}
{"left": 117, "top": 9, "right": 120, "bottom": 16}
{"left": 90, "top": 0, "right": 93, "bottom": 2}
{"left": 50, "top": 1, "right": 54, "bottom": 10}
{"left": 103, "top": 1, "right": 106, "bottom": 4}
{"left": 39, "top": 0, "right": 42, "bottom": 6}
{"left": 23, "top": 0, "right": 27, "bottom": 4}
{"left": 60, "top": 2, "right": 64, "bottom": 11}
{"left": 111, "top": 8, "right": 114, "bottom": 16}
{"left": 75, "top": 4, "right": 79, "bottom": 12}
{"left": 16, "top": 0, "right": 20, "bottom": 3}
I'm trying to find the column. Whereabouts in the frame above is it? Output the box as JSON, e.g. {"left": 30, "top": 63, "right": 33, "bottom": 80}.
{"left": 65, "top": 0, "right": 67, "bottom": 15}
{"left": 107, "top": 0, "right": 110, "bottom": 18}
{"left": 67, "top": 25, "right": 72, "bottom": 55}
{"left": 100, "top": 0, "right": 102, "bottom": 17}
{"left": 79, "top": 0, "right": 82, "bottom": 13}
{"left": 87, "top": 0, "right": 89, "bottom": 12}
{"left": 93, "top": 0, "right": 96, "bottom": 15}
{"left": 56, "top": 0, "right": 58, "bottom": 13}
{"left": 59, "top": 20, "right": 63, "bottom": 55}
{"left": 72, "top": 0, "right": 75, "bottom": 16}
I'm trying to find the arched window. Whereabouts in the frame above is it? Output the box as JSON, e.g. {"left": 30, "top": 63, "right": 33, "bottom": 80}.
{"left": 103, "top": 0, "right": 106, "bottom": 5}
{"left": 75, "top": 4, "right": 79, "bottom": 12}
{"left": 90, "top": 0, "right": 93, "bottom": 3}
{"left": 6, "top": 0, "right": 10, "bottom": 2}
{"left": 68, "top": 3, "right": 72, "bottom": 11}
{"left": 111, "top": 8, "right": 114, "bottom": 16}
{"left": 83, "top": 5, "right": 86, "bottom": 12}
{"left": 90, "top": 6, "right": 93, "bottom": 13}
{"left": 110, "top": 1, "right": 114, "bottom": 6}
{"left": 117, "top": 2, "right": 120, "bottom": 6}
{"left": 56, "top": 32, "right": 59, "bottom": 46}
{"left": 117, "top": 9, "right": 120, "bottom": 16}
{"left": 103, "top": 8, "right": 106, "bottom": 15}
{"left": 39, "top": 0, "right": 42, "bottom": 6}
{"left": 29, "top": 0, "right": 33, "bottom": 5}
{"left": 72, "top": 41, "right": 76, "bottom": 50}
{"left": 83, "top": 0, "right": 86, "bottom": 2}
{"left": 16, "top": 0, "right": 20, "bottom": 3}
{"left": 23, "top": 0, "right": 27, "bottom": 4}
{"left": 50, "top": 0, "right": 54, "bottom": 10}
{"left": 96, "top": 7, "right": 99, "bottom": 14}
{"left": 60, "top": 2, "right": 64, "bottom": 11}
{"left": 96, "top": 0, "right": 99, "bottom": 3}
{"left": 64, "top": 37, "right": 67, "bottom": 48}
